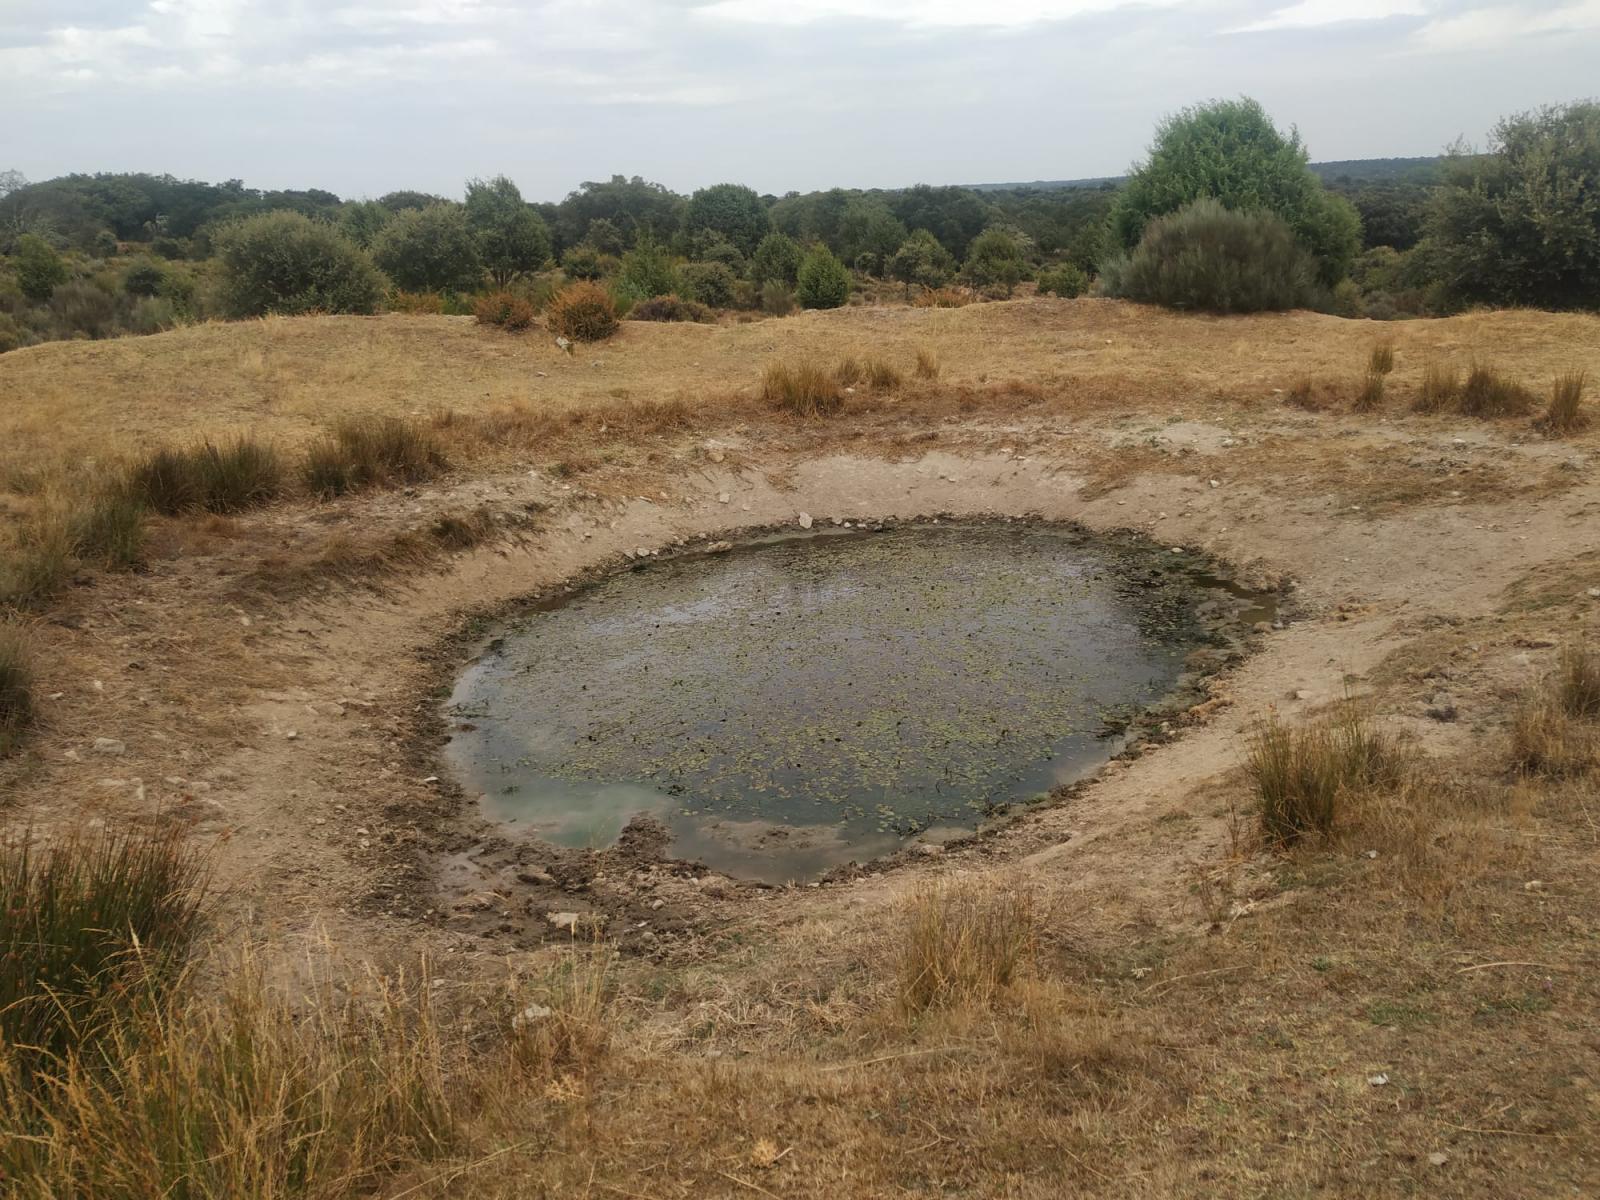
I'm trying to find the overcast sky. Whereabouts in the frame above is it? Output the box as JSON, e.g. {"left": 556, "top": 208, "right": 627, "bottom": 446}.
{"left": 3, "top": 1, "right": 1597, "bottom": 201}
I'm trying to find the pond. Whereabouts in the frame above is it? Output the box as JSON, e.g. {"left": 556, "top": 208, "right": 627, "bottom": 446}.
{"left": 443, "top": 522, "right": 1271, "bottom": 883}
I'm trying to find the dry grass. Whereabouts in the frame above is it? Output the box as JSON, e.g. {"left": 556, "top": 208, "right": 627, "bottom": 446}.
{"left": 130, "top": 437, "right": 285, "bottom": 515}
{"left": 0, "top": 620, "right": 33, "bottom": 756}
{"left": 1369, "top": 341, "right": 1395, "bottom": 376}
{"left": 1246, "top": 703, "right": 1397, "bottom": 845}
{"left": 1417, "top": 359, "right": 1459, "bottom": 413}
{"left": 1353, "top": 369, "right": 1386, "bottom": 413}
{"left": 1543, "top": 370, "right": 1589, "bottom": 435}
{"left": 914, "top": 347, "right": 940, "bottom": 379}
{"left": 1509, "top": 643, "right": 1600, "bottom": 777}
{"left": 429, "top": 505, "right": 497, "bottom": 550}
{"left": 760, "top": 360, "right": 845, "bottom": 418}
{"left": 504, "top": 947, "right": 613, "bottom": 1079}
{"left": 302, "top": 416, "right": 448, "bottom": 498}
{"left": 897, "top": 877, "right": 1036, "bottom": 1014}
{"left": 1458, "top": 363, "right": 1536, "bottom": 418}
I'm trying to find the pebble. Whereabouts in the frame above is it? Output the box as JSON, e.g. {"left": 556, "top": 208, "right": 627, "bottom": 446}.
{"left": 798, "top": 512, "right": 813, "bottom": 529}
{"left": 546, "top": 911, "right": 581, "bottom": 933}
{"left": 718, "top": 492, "right": 730, "bottom": 504}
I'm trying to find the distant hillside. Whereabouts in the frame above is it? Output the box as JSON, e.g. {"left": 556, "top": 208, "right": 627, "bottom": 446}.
{"left": 970, "top": 156, "right": 1443, "bottom": 192}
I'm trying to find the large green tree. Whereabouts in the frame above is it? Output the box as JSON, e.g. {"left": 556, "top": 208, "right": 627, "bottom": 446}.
{"left": 370, "top": 203, "right": 482, "bottom": 293}
{"left": 888, "top": 229, "right": 955, "bottom": 295}
{"left": 213, "top": 211, "right": 385, "bottom": 317}
{"left": 684, "top": 183, "right": 771, "bottom": 258}
{"left": 1109, "top": 97, "right": 1361, "bottom": 285}
{"left": 1423, "top": 101, "right": 1600, "bottom": 310}
{"left": 464, "top": 175, "right": 551, "bottom": 285}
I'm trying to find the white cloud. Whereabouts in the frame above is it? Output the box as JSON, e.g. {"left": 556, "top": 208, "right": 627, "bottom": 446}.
{"left": 693, "top": 0, "right": 1181, "bottom": 30}
{"left": 1234, "top": 0, "right": 1428, "bottom": 33}
{"left": 1411, "top": 0, "right": 1600, "bottom": 49}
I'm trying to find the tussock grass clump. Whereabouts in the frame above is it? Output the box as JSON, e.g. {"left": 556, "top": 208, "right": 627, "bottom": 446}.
{"left": 898, "top": 878, "right": 1036, "bottom": 1014}
{"left": 430, "top": 506, "right": 496, "bottom": 550}
{"left": 1511, "top": 643, "right": 1600, "bottom": 776}
{"left": 834, "top": 356, "right": 863, "bottom": 386}
{"left": 506, "top": 948, "right": 612, "bottom": 1078}
{"left": 1458, "top": 364, "right": 1535, "bottom": 418}
{"left": 0, "top": 509, "right": 76, "bottom": 609}
{"left": 1, "top": 946, "right": 456, "bottom": 1199}
{"left": 130, "top": 437, "right": 285, "bottom": 515}
{"left": 760, "top": 360, "right": 844, "bottom": 418}
{"left": 1354, "top": 370, "right": 1386, "bottom": 413}
{"left": 1368, "top": 342, "right": 1396, "bottom": 376}
{"left": 303, "top": 416, "right": 448, "bottom": 498}
{"left": 1415, "top": 360, "right": 1460, "bottom": 413}
{"left": 0, "top": 621, "right": 34, "bottom": 756}
{"left": 910, "top": 287, "right": 971, "bottom": 308}
{"left": 1247, "top": 704, "right": 1397, "bottom": 845}
{"left": 915, "top": 348, "right": 940, "bottom": 379}
{"left": 1556, "top": 643, "right": 1600, "bottom": 718}
{"left": 864, "top": 358, "right": 903, "bottom": 390}
{"left": 0, "top": 825, "right": 208, "bottom": 1085}
{"left": 70, "top": 483, "right": 147, "bottom": 569}
{"left": 1542, "top": 370, "right": 1589, "bottom": 435}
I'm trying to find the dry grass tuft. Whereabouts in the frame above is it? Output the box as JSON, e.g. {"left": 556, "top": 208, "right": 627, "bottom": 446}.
{"left": 130, "top": 437, "right": 285, "bottom": 515}
{"left": 505, "top": 948, "right": 613, "bottom": 1079}
{"left": 1416, "top": 360, "right": 1459, "bottom": 413}
{"left": 834, "top": 356, "right": 863, "bottom": 386}
{"left": 1556, "top": 642, "right": 1600, "bottom": 718}
{"left": 914, "top": 348, "right": 940, "bottom": 379}
{"left": 898, "top": 878, "right": 1036, "bottom": 1014}
{"left": 760, "top": 360, "right": 845, "bottom": 418}
{"left": 1458, "top": 363, "right": 1536, "bottom": 419}
{"left": 1246, "top": 703, "right": 1398, "bottom": 845}
{"left": 430, "top": 506, "right": 497, "bottom": 550}
{"left": 303, "top": 416, "right": 448, "bottom": 498}
{"left": 1510, "top": 643, "right": 1600, "bottom": 776}
{"left": 1369, "top": 342, "right": 1395, "bottom": 376}
{"left": 1542, "top": 370, "right": 1588, "bottom": 435}
{"left": 864, "top": 358, "right": 903, "bottom": 390}
{"left": 1354, "top": 369, "right": 1386, "bottom": 413}
{"left": 0, "top": 620, "right": 34, "bottom": 756}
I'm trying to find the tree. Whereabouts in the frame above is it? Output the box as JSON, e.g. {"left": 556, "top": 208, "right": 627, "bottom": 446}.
{"left": 213, "top": 211, "right": 385, "bottom": 317}
{"left": 796, "top": 244, "right": 850, "bottom": 309}
{"left": 750, "top": 232, "right": 804, "bottom": 288}
{"left": 555, "top": 176, "right": 685, "bottom": 252}
{"left": 1109, "top": 97, "right": 1361, "bottom": 285}
{"left": 615, "top": 235, "right": 681, "bottom": 299}
{"left": 584, "top": 217, "right": 625, "bottom": 255}
{"left": 1423, "top": 102, "right": 1600, "bottom": 310}
{"left": 371, "top": 203, "right": 482, "bottom": 293}
{"left": 339, "top": 200, "right": 392, "bottom": 248}
{"left": 15, "top": 234, "right": 68, "bottom": 302}
{"left": 684, "top": 183, "right": 770, "bottom": 257}
{"left": 886, "top": 184, "right": 994, "bottom": 260}
{"left": 888, "top": 229, "right": 955, "bottom": 296}
{"left": 464, "top": 175, "right": 551, "bottom": 285}
{"left": 680, "top": 261, "right": 736, "bottom": 308}
{"left": 837, "top": 199, "right": 906, "bottom": 277}
{"left": 962, "top": 228, "right": 1027, "bottom": 296}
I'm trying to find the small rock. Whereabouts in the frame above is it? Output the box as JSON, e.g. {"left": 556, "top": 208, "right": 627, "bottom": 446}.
{"left": 798, "top": 512, "right": 813, "bottom": 529}
{"left": 718, "top": 492, "right": 730, "bottom": 504}
{"left": 516, "top": 867, "right": 555, "bottom": 886}
{"left": 91, "top": 737, "right": 126, "bottom": 756}
{"left": 707, "top": 541, "right": 733, "bottom": 554}
{"left": 512, "top": 1003, "right": 554, "bottom": 1030}
{"left": 1524, "top": 879, "right": 1547, "bottom": 892}
{"left": 650, "top": 898, "right": 665, "bottom": 910}
{"left": 546, "top": 911, "right": 581, "bottom": 933}
{"left": 1293, "top": 689, "right": 1313, "bottom": 701}
{"left": 1367, "top": 1073, "right": 1389, "bottom": 1087}
{"left": 1427, "top": 1152, "right": 1449, "bottom": 1168}
{"left": 1208, "top": 479, "right": 1220, "bottom": 488}
{"left": 285, "top": 730, "right": 300, "bottom": 741}
{"left": 1588, "top": 588, "right": 1600, "bottom": 599}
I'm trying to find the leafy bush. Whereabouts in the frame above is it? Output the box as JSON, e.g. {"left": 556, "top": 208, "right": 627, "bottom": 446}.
{"left": 615, "top": 236, "right": 680, "bottom": 299}
{"left": 47, "top": 280, "right": 118, "bottom": 338}
{"left": 679, "top": 261, "right": 736, "bottom": 308}
{"left": 560, "top": 244, "right": 610, "bottom": 281}
{"left": 464, "top": 175, "right": 551, "bottom": 285}
{"left": 545, "top": 281, "right": 620, "bottom": 341}
{"left": 888, "top": 229, "right": 955, "bottom": 295}
{"left": 760, "top": 280, "right": 795, "bottom": 316}
{"left": 130, "top": 438, "right": 286, "bottom": 514}
{"left": 1100, "top": 199, "right": 1319, "bottom": 314}
{"left": 760, "top": 360, "right": 844, "bottom": 417}
{"left": 0, "top": 621, "right": 32, "bottom": 756}
{"left": 1109, "top": 97, "right": 1362, "bottom": 286}
{"left": 370, "top": 204, "right": 482, "bottom": 294}
{"left": 214, "top": 211, "right": 386, "bottom": 318}
{"left": 302, "top": 417, "right": 448, "bottom": 498}
{"left": 961, "top": 228, "right": 1027, "bottom": 297}
{"left": 121, "top": 258, "right": 167, "bottom": 297}
{"left": 1424, "top": 102, "right": 1600, "bottom": 310}
{"left": 750, "top": 232, "right": 804, "bottom": 289}
{"left": 1036, "top": 262, "right": 1089, "bottom": 298}
{"left": 14, "top": 235, "right": 66, "bottom": 302}
{"left": 338, "top": 199, "right": 392, "bottom": 248}
{"left": 472, "top": 290, "right": 536, "bottom": 330}
{"left": 795, "top": 245, "right": 850, "bottom": 309}
{"left": 629, "top": 294, "right": 714, "bottom": 323}
{"left": 0, "top": 824, "right": 208, "bottom": 1085}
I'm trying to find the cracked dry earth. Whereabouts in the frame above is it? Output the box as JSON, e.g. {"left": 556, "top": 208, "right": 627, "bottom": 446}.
{"left": 8, "top": 398, "right": 1596, "bottom": 964}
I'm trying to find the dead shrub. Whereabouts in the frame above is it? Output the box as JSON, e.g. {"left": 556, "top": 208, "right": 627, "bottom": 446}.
{"left": 545, "top": 281, "right": 619, "bottom": 342}
{"left": 629, "top": 294, "right": 713, "bottom": 323}
{"left": 1246, "top": 703, "right": 1398, "bottom": 845}
{"left": 388, "top": 290, "right": 445, "bottom": 314}
{"left": 473, "top": 290, "right": 535, "bottom": 331}
{"left": 761, "top": 361, "right": 844, "bottom": 418}
{"left": 911, "top": 287, "right": 972, "bottom": 308}
{"left": 898, "top": 878, "right": 1035, "bottom": 1014}
{"left": 1542, "top": 370, "right": 1588, "bottom": 435}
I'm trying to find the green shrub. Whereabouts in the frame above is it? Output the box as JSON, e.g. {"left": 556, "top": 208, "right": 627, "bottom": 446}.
{"left": 0, "top": 620, "right": 33, "bottom": 756}
{"left": 15, "top": 235, "right": 66, "bottom": 302}
{"left": 750, "top": 233, "right": 804, "bottom": 289}
{"left": 338, "top": 199, "right": 393, "bottom": 249}
{"left": 1109, "top": 97, "right": 1362, "bottom": 286}
{"left": 121, "top": 258, "right": 166, "bottom": 297}
{"left": 47, "top": 280, "right": 118, "bottom": 339}
{"left": 545, "top": 281, "right": 620, "bottom": 342}
{"left": 961, "top": 228, "right": 1028, "bottom": 297}
{"left": 761, "top": 360, "right": 844, "bottom": 417}
{"left": 370, "top": 203, "right": 482, "bottom": 294}
{"left": 130, "top": 438, "right": 285, "bottom": 515}
{"left": 464, "top": 175, "right": 551, "bottom": 285}
{"left": 796, "top": 245, "right": 850, "bottom": 309}
{"left": 472, "top": 290, "right": 535, "bottom": 331}
{"left": 616, "top": 237, "right": 680, "bottom": 299}
{"left": 684, "top": 183, "right": 771, "bottom": 257}
{"left": 302, "top": 417, "right": 447, "bottom": 498}
{"left": 214, "top": 212, "right": 386, "bottom": 318}
{"left": 629, "top": 294, "right": 714, "bottom": 323}
{"left": 1102, "top": 198, "right": 1319, "bottom": 314}
{"left": 679, "top": 261, "right": 736, "bottom": 308}
{"left": 0, "top": 824, "right": 208, "bottom": 1085}
{"left": 888, "top": 230, "right": 955, "bottom": 296}
{"left": 1037, "top": 262, "right": 1089, "bottom": 298}
{"left": 560, "top": 244, "right": 610, "bottom": 281}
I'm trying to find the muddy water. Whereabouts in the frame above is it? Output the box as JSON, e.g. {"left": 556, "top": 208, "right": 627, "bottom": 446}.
{"left": 444, "top": 522, "right": 1271, "bottom": 883}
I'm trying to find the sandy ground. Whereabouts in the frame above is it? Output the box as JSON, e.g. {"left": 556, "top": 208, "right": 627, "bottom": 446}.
{"left": 3, "top": 301, "right": 1598, "bottom": 1195}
